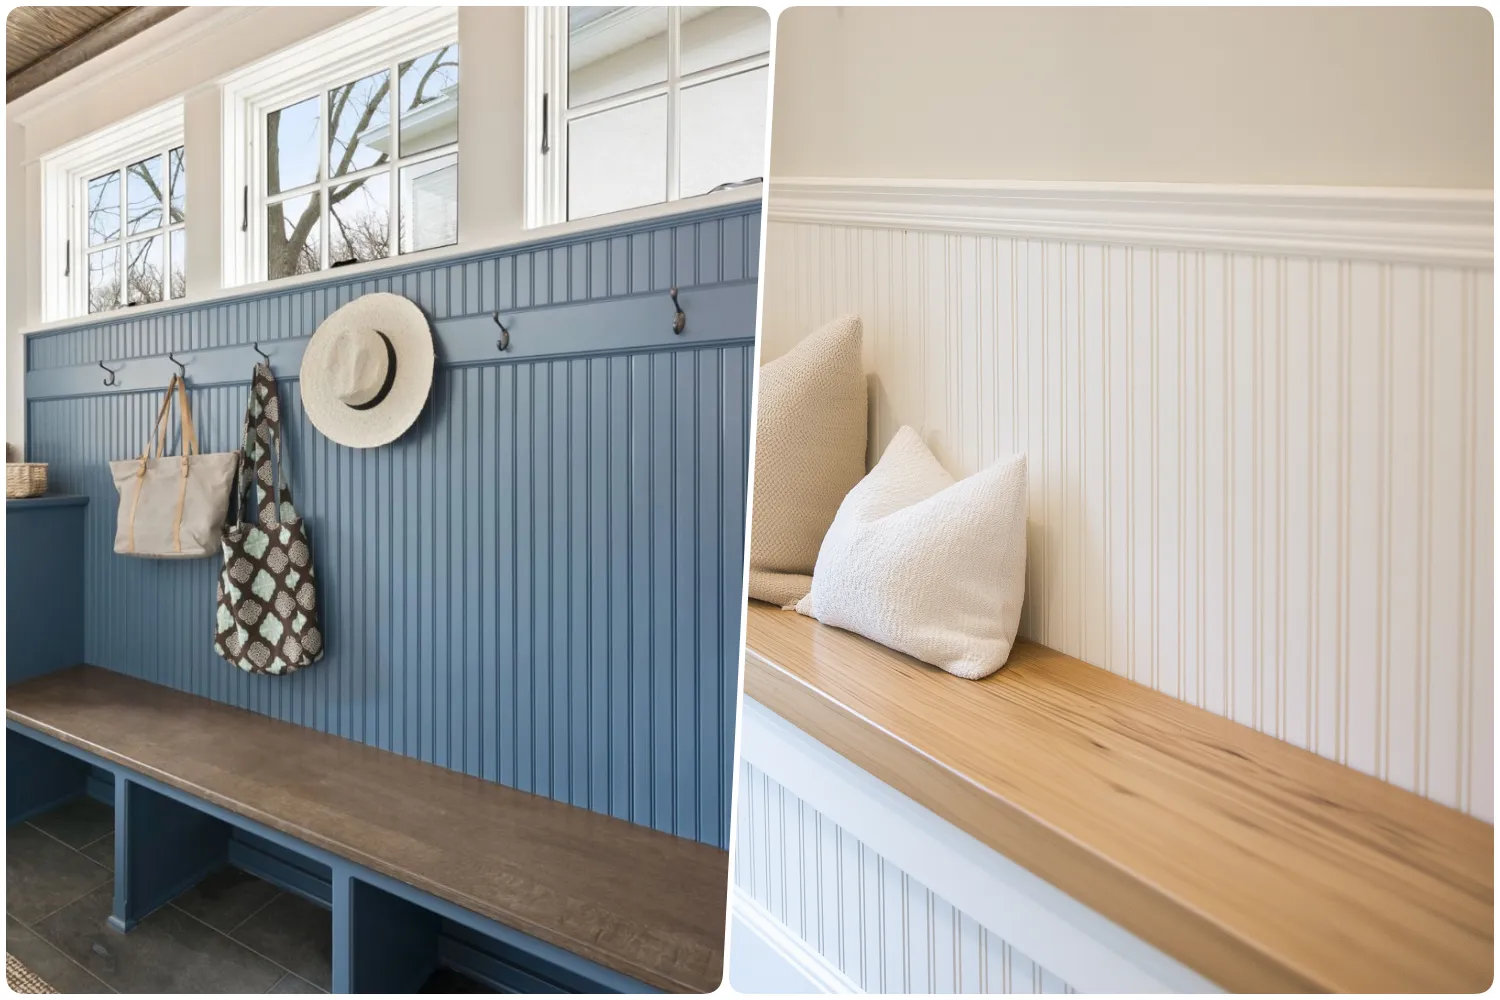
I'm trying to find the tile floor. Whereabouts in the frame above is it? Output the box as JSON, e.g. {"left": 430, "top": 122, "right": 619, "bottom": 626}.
{"left": 6, "top": 797, "right": 488, "bottom": 993}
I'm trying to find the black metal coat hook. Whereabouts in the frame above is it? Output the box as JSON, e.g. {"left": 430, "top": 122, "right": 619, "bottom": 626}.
{"left": 493, "top": 313, "right": 511, "bottom": 352}
{"left": 167, "top": 352, "right": 186, "bottom": 379}
{"left": 253, "top": 343, "right": 271, "bottom": 364}
{"left": 99, "top": 361, "right": 119, "bottom": 387}
{"left": 670, "top": 287, "right": 686, "bottom": 335}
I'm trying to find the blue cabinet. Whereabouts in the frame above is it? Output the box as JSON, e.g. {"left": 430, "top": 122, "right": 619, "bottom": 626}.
{"left": 6, "top": 495, "right": 87, "bottom": 682}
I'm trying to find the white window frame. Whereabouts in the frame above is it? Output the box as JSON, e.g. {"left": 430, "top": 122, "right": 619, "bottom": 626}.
{"left": 220, "top": 5, "right": 459, "bottom": 290}
{"left": 39, "top": 99, "right": 185, "bottom": 323}
{"left": 524, "top": 6, "right": 769, "bottom": 229}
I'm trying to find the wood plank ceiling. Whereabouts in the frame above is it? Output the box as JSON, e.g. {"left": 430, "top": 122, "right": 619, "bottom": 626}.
{"left": 7, "top": 6, "right": 183, "bottom": 103}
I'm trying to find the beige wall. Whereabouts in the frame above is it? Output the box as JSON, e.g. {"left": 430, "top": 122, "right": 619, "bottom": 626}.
{"left": 770, "top": 6, "right": 1494, "bottom": 188}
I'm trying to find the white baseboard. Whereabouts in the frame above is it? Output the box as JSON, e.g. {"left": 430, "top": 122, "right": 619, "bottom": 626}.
{"left": 729, "top": 888, "right": 862, "bottom": 994}
{"left": 737, "top": 698, "right": 1222, "bottom": 994}
{"left": 767, "top": 177, "right": 1494, "bottom": 266}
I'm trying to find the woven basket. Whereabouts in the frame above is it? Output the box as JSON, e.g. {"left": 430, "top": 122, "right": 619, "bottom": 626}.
{"left": 6, "top": 954, "right": 57, "bottom": 993}
{"left": 6, "top": 463, "right": 48, "bottom": 499}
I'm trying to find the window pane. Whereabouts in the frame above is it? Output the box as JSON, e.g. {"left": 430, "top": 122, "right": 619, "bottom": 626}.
{"left": 399, "top": 154, "right": 457, "bottom": 254}
{"left": 88, "top": 247, "right": 120, "bottom": 314}
{"left": 87, "top": 171, "right": 119, "bottom": 246}
{"left": 168, "top": 147, "right": 186, "bottom": 224}
{"left": 679, "top": 67, "right": 768, "bottom": 198}
{"left": 268, "top": 193, "right": 321, "bottom": 278}
{"left": 126, "top": 235, "right": 163, "bottom": 305}
{"left": 126, "top": 154, "right": 164, "bottom": 235}
{"left": 398, "top": 45, "right": 459, "bottom": 157}
{"left": 330, "top": 173, "right": 391, "bottom": 264}
{"left": 568, "top": 6, "right": 667, "bottom": 107}
{"left": 681, "top": 6, "right": 770, "bottom": 75}
{"left": 267, "top": 95, "right": 320, "bottom": 195}
{"left": 170, "top": 228, "right": 186, "bottom": 299}
{"left": 329, "top": 69, "right": 391, "bottom": 178}
{"left": 567, "top": 96, "right": 666, "bottom": 220}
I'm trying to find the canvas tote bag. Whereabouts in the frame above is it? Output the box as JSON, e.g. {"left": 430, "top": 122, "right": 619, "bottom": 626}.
{"left": 215, "top": 363, "right": 324, "bottom": 675}
{"left": 110, "top": 374, "right": 238, "bottom": 558}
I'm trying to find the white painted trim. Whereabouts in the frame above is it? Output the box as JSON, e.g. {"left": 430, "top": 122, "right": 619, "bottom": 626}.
{"left": 523, "top": 5, "right": 568, "bottom": 229}
{"left": 738, "top": 698, "right": 1223, "bottom": 995}
{"left": 768, "top": 177, "right": 1494, "bottom": 267}
{"left": 729, "top": 889, "right": 862, "bottom": 994}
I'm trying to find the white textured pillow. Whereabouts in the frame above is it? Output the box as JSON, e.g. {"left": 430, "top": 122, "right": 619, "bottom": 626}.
{"left": 747, "top": 316, "right": 867, "bottom": 607}
{"left": 798, "top": 426, "right": 1028, "bottom": 679}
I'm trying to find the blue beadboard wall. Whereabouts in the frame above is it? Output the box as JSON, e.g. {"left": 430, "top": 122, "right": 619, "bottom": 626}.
{"left": 24, "top": 201, "right": 759, "bottom": 849}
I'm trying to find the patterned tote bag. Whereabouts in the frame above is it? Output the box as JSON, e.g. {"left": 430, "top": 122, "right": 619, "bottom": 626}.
{"left": 214, "top": 363, "right": 324, "bottom": 674}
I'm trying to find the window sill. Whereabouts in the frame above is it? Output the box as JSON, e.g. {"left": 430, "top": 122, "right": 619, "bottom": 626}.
{"left": 22, "top": 185, "right": 762, "bottom": 338}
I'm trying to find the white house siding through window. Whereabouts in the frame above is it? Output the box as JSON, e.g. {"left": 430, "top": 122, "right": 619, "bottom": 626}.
{"left": 264, "top": 44, "right": 459, "bottom": 279}
{"left": 565, "top": 6, "right": 768, "bottom": 220}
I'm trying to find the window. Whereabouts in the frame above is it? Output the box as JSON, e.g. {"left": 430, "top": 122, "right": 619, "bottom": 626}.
{"left": 222, "top": 6, "right": 459, "bottom": 287}
{"left": 527, "top": 6, "right": 770, "bottom": 227}
{"left": 85, "top": 147, "right": 187, "bottom": 312}
{"left": 39, "top": 99, "right": 186, "bottom": 322}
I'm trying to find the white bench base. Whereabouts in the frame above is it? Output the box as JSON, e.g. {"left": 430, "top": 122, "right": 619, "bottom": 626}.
{"left": 730, "top": 698, "right": 1221, "bottom": 994}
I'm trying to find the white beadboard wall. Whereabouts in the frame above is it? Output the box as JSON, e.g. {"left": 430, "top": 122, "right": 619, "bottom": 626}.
{"left": 760, "top": 180, "right": 1494, "bottom": 820}
{"left": 734, "top": 761, "right": 1075, "bottom": 994}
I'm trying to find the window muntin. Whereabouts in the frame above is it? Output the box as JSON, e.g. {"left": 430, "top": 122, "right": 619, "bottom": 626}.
{"left": 535, "top": 5, "right": 769, "bottom": 226}
{"left": 259, "top": 42, "right": 459, "bottom": 282}
{"left": 84, "top": 145, "right": 186, "bottom": 314}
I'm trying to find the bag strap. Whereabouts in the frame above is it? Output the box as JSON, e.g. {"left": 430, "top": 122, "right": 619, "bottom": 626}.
{"left": 231, "top": 379, "right": 255, "bottom": 527}
{"left": 138, "top": 376, "right": 177, "bottom": 469}
{"left": 129, "top": 375, "right": 199, "bottom": 554}
{"left": 234, "top": 363, "right": 294, "bottom": 527}
{"left": 137, "top": 375, "right": 201, "bottom": 467}
{"left": 175, "top": 375, "right": 201, "bottom": 458}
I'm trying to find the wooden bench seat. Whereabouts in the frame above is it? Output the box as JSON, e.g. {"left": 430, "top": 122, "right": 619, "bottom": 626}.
{"left": 7, "top": 665, "right": 727, "bottom": 993}
{"left": 743, "top": 602, "right": 1493, "bottom": 993}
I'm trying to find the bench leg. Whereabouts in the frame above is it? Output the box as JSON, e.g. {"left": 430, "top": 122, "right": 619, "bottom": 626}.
{"left": 342, "top": 876, "right": 441, "bottom": 993}
{"left": 332, "top": 871, "right": 353, "bottom": 994}
{"left": 7, "top": 729, "right": 89, "bottom": 824}
{"left": 110, "top": 776, "right": 230, "bottom": 933}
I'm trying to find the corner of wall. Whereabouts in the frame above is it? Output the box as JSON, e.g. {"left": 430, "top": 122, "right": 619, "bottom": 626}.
{"left": 7, "top": 118, "right": 29, "bottom": 455}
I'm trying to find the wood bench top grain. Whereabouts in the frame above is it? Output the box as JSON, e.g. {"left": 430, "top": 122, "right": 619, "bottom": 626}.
{"left": 743, "top": 602, "right": 1493, "bottom": 993}
{"left": 7, "top": 665, "right": 727, "bottom": 993}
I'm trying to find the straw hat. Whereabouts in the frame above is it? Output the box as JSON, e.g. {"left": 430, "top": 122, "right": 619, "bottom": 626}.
{"left": 300, "top": 293, "right": 435, "bottom": 449}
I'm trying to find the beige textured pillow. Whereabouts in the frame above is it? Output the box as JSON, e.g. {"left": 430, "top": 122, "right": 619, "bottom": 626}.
{"left": 747, "top": 316, "right": 867, "bottom": 606}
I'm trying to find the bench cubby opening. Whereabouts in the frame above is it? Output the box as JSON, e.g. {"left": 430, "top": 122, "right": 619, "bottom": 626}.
{"left": 337, "top": 871, "right": 642, "bottom": 994}
{"left": 7, "top": 728, "right": 93, "bottom": 823}
{"left": 228, "top": 828, "right": 333, "bottom": 908}
{"left": 112, "top": 775, "right": 231, "bottom": 932}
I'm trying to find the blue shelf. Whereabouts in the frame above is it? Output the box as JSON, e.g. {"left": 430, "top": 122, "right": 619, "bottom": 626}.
{"left": 6, "top": 493, "right": 89, "bottom": 511}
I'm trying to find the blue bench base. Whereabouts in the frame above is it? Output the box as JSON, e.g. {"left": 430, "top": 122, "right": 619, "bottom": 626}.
{"left": 7, "top": 721, "right": 654, "bottom": 994}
